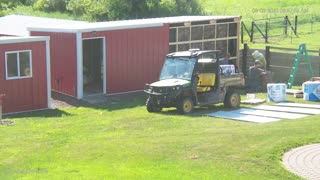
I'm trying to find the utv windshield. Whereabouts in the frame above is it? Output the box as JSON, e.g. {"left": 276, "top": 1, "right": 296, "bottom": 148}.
{"left": 159, "top": 57, "right": 196, "bottom": 80}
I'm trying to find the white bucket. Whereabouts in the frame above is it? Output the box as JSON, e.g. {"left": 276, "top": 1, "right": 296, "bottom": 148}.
{"left": 267, "top": 83, "right": 286, "bottom": 102}
{"left": 246, "top": 93, "right": 256, "bottom": 99}
{"left": 303, "top": 81, "right": 320, "bottom": 101}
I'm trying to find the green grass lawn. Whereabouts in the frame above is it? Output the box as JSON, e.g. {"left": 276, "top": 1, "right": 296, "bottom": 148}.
{"left": 1, "top": 93, "right": 319, "bottom": 179}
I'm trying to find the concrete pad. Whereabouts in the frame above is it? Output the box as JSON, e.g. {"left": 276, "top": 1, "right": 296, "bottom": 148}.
{"left": 233, "top": 108, "right": 308, "bottom": 119}
{"left": 275, "top": 102, "right": 320, "bottom": 109}
{"left": 207, "top": 111, "right": 280, "bottom": 123}
{"left": 253, "top": 105, "right": 320, "bottom": 115}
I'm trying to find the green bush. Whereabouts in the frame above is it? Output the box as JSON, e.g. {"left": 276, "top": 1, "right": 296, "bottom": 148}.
{"left": 33, "top": 0, "right": 68, "bottom": 12}
{"left": 67, "top": 0, "right": 108, "bottom": 21}
{"left": 67, "top": 0, "right": 203, "bottom": 21}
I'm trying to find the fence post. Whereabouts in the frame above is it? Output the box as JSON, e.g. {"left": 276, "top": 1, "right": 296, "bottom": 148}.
{"left": 265, "top": 22, "right": 268, "bottom": 43}
{"left": 242, "top": 43, "right": 248, "bottom": 76}
{"left": 265, "top": 46, "right": 270, "bottom": 71}
{"left": 241, "top": 22, "right": 244, "bottom": 44}
{"left": 294, "top": 15, "right": 298, "bottom": 35}
{"left": 284, "top": 16, "right": 288, "bottom": 35}
{"left": 250, "top": 21, "right": 254, "bottom": 42}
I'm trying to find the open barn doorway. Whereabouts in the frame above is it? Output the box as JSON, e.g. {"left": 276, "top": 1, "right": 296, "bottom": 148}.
{"left": 82, "top": 38, "right": 104, "bottom": 96}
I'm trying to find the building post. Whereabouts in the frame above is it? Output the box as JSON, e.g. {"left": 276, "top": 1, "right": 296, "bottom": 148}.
{"left": 265, "top": 46, "right": 270, "bottom": 71}
{"left": 242, "top": 43, "right": 248, "bottom": 76}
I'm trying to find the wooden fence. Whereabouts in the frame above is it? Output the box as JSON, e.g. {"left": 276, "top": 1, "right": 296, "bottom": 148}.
{"left": 240, "top": 44, "right": 320, "bottom": 86}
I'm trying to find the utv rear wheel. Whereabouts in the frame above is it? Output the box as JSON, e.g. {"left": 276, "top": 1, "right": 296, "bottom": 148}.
{"left": 146, "top": 97, "right": 162, "bottom": 113}
{"left": 224, "top": 91, "right": 240, "bottom": 109}
{"left": 177, "top": 97, "right": 194, "bottom": 114}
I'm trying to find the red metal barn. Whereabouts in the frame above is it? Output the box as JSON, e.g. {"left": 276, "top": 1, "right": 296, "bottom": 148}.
{"left": 0, "top": 36, "right": 51, "bottom": 113}
{"left": 29, "top": 16, "right": 240, "bottom": 99}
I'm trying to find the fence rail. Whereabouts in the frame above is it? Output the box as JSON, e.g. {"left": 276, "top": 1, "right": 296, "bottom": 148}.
{"left": 241, "top": 16, "right": 298, "bottom": 43}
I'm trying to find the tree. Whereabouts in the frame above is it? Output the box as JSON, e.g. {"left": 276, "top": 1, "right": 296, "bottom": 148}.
{"left": 0, "top": 0, "right": 20, "bottom": 16}
{"left": 33, "top": 0, "right": 68, "bottom": 12}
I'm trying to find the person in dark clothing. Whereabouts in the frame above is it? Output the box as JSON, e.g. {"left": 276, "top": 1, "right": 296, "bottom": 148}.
{"left": 248, "top": 60, "right": 266, "bottom": 93}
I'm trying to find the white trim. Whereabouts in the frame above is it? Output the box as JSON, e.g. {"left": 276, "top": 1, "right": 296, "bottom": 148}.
{"left": 76, "top": 32, "right": 83, "bottom": 99}
{"left": 28, "top": 23, "right": 164, "bottom": 34}
{"left": 102, "top": 37, "right": 106, "bottom": 95}
{"left": 107, "top": 90, "right": 144, "bottom": 96}
{"left": 0, "top": 36, "right": 49, "bottom": 44}
{"left": 45, "top": 38, "right": 51, "bottom": 109}
{"left": 82, "top": 36, "right": 106, "bottom": 96}
{"left": 27, "top": 16, "right": 240, "bottom": 34}
{"left": 5, "top": 50, "right": 33, "bottom": 80}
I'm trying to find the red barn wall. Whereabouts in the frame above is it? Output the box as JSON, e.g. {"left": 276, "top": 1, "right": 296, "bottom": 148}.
{"left": 31, "top": 31, "right": 78, "bottom": 97}
{"left": 82, "top": 25, "right": 169, "bottom": 94}
{"left": 0, "top": 41, "right": 48, "bottom": 113}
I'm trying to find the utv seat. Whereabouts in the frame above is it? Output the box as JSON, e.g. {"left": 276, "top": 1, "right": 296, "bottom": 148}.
{"left": 197, "top": 73, "right": 216, "bottom": 92}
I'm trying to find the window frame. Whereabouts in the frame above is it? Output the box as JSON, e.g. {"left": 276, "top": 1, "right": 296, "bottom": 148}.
{"left": 5, "top": 50, "right": 32, "bottom": 80}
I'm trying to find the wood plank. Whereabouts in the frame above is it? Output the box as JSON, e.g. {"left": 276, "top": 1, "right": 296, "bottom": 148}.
{"left": 207, "top": 111, "right": 280, "bottom": 123}
{"left": 233, "top": 108, "right": 308, "bottom": 119}
{"left": 275, "top": 102, "right": 320, "bottom": 109}
{"left": 241, "top": 99, "right": 266, "bottom": 104}
{"left": 253, "top": 105, "right": 320, "bottom": 115}
{"left": 286, "top": 89, "right": 303, "bottom": 94}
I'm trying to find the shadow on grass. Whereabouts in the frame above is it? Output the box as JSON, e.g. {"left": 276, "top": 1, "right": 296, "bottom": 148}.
{"left": 3, "top": 108, "right": 72, "bottom": 119}
{"left": 154, "top": 103, "right": 230, "bottom": 118}
{"left": 93, "top": 98, "right": 146, "bottom": 111}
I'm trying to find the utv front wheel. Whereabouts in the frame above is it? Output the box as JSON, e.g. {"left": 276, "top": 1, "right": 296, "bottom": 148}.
{"left": 177, "top": 97, "right": 194, "bottom": 114}
{"left": 224, "top": 91, "right": 240, "bottom": 109}
{"left": 146, "top": 97, "right": 162, "bottom": 113}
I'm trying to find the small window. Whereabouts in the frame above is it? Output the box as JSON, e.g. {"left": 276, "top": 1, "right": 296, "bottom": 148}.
{"left": 5, "top": 50, "right": 32, "bottom": 79}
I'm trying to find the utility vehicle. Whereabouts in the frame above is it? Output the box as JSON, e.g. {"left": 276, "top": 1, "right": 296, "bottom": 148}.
{"left": 144, "top": 49, "right": 245, "bottom": 114}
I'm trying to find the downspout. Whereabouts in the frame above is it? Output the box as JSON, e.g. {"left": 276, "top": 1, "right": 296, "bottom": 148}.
{"left": 76, "top": 32, "right": 83, "bottom": 99}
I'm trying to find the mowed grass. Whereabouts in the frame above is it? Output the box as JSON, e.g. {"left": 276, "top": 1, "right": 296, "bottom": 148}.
{"left": 1, "top": 94, "right": 320, "bottom": 179}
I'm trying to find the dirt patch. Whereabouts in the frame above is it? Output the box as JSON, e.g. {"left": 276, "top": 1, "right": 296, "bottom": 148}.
{"left": 51, "top": 91, "right": 147, "bottom": 109}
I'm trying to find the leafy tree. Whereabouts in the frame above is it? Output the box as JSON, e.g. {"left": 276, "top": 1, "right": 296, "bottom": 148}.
{"left": 106, "top": 0, "right": 203, "bottom": 20}
{"left": 14, "top": 0, "right": 203, "bottom": 21}
{"left": 67, "top": 0, "right": 108, "bottom": 21}
{"left": 0, "top": 0, "right": 20, "bottom": 16}
{"left": 33, "top": 0, "right": 68, "bottom": 12}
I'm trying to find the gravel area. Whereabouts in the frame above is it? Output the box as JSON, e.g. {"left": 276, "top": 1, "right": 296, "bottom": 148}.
{"left": 51, "top": 91, "right": 147, "bottom": 109}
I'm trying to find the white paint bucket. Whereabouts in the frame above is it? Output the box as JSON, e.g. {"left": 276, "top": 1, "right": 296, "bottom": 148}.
{"left": 303, "top": 81, "right": 320, "bottom": 101}
{"left": 267, "top": 83, "right": 286, "bottom": 102}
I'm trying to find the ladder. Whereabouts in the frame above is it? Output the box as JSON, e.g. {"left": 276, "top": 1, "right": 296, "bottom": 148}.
{"left": 287, "top": 44, "right": 314, "bottom": 89}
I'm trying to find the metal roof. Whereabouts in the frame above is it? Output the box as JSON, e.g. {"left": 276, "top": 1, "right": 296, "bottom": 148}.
{"left": 0, "top": 36, "right": 49, "bottom": 44}
{"left": 0, "top": 15, "right": 240, "bottom": 35}
{"left": 28, "top": 15, "right": 240, "bottom": 33}
{"left": 0, "top": 14, "right": 88, "bottom": 36}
